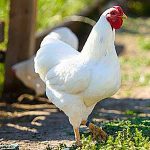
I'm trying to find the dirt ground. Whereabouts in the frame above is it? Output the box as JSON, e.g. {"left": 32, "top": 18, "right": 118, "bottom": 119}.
{"left": 0, "top": 96, "right": 150, "bottom": 150}
{"left": 1, "top": 22, "right": 150, "bottom": 149}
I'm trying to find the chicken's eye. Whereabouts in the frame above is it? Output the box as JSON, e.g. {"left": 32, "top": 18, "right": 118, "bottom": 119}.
{"left": 111, "top": 11, "right": 116, "bottom": 15}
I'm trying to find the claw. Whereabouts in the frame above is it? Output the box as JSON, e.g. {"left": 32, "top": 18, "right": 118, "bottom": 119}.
{"left": 95, "top": 126, "right": 108, "bottom": 141}
{"left": 76, "top": 141, "right": 82, "bottom": 147}
{"left": 89, "top": 124, "right": 107, "bottom": 141}
{"left": 81, "top": 120, "right": 108, "bottom": 142}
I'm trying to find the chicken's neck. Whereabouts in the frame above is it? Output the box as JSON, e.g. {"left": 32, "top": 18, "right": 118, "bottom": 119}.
{"left": 81, "top": 16, "right": 116, "bottom": 61}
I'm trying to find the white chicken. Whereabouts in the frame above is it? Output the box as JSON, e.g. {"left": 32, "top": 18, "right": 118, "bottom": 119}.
{"left": 12, "top": 27, "right": 79, "bottom": 96}
{"left": 34, "top": 6, "right": 127, "bottom": 145}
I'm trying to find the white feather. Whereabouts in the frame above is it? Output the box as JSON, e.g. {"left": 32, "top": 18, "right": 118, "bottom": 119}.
{"left": 34, "top": 9, "right": 121, "bottom": 128}
{"left": 12, "top": 27, "right": 78, "bottom": 95}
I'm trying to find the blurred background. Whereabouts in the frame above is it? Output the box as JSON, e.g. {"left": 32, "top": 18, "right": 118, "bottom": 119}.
{"left": 0, "top": 0, "right": 150, "bottom": 97}
{"left": 0, "top": 0, "right": 150, "bottom": 149}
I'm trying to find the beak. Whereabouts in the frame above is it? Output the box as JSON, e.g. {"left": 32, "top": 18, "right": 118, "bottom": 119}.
{"left": 122, "top": 13, "right": 127, "bottom": 19}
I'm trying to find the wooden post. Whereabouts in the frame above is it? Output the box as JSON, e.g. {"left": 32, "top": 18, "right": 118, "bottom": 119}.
{"left": 3, "top": 0, "right": 37, "bottom": 94}
{"left": 0, "top": 21, "right": 5, "bottom": 43}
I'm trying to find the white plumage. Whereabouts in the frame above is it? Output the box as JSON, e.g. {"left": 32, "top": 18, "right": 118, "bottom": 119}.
{"left": 34, "top": 6, "right": 124, "bottom": 144}
{"left": 35, "top": 9, "right": 121, "bottom": 125}
{"left": 12, "top": 27, "right": 79, "bottom": 96}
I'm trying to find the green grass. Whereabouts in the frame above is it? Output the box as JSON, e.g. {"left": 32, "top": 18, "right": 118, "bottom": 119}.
{"left": 120, "top": 56, "right": 150, "bottom": 87}
{"left": 117, "top": 17, "right": 150, "bottom": 89}
{"left": 138, "top": 37, "right": 150, "bottom": 51}
{"left": 124, "top": 110, "right": 141, "bottom": 116}
{"left": 122, "top": 17, "right": 150, "bottom": 35}
{"left": 48, "top": 118, "right": 150, "bottom": 150}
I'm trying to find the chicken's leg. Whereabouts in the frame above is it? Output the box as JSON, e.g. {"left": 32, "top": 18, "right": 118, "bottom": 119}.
{"left": 74, "top": 128, "right": 81, "bottom": 146}
{"left": 81, "top": 120, "right": 107, "bottom": 141}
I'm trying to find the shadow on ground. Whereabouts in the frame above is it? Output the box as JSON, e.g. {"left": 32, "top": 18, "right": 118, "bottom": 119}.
{"left": 0, "top": 97, "right": 150, "bottom": 149}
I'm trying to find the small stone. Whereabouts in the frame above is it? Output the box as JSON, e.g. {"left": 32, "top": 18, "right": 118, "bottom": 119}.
{"left": 0, "top": 144, "right": 19, "bottom": 150}
{"left": 63, "top": 148, "right": 70, "bottom": 150}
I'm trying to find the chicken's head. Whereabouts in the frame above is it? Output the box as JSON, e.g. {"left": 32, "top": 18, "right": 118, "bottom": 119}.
{"left": 106, "top": 6, "right": 127, "bottom": 29}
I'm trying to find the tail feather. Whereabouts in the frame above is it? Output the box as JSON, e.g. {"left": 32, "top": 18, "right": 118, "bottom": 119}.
{"left": 41, "top": 27, "right": 79, "bottom": 50}
{"left": 12, "top": 27, "right": 79, "bottom": 95}
{"left": 34, "top": 27, "right": 79, "bottom": 82}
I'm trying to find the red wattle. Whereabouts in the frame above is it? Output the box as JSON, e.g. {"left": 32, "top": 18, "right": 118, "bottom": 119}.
{"left": 111, "top": 18, "right": 123, "bottom": 29}
{"left": 107, "top": 17, "right": 123, "bottom": 29}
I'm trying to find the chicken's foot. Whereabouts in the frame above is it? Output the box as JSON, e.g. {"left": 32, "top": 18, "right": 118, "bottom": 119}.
{"left": 74, "top": 128, "right": 81, "bottom": 146}
{"left": 81, "top": 120, "right": 107, "bottom": 141}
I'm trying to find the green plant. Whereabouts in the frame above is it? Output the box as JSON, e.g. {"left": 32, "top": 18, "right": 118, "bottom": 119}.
{"left": 37, "top": 0, "right": 92, "bottom": 31}
{"left": 138, "top": 37, "right": 150, "bottom": 51}
{"left": 57, "top": 117, "right": 150, "bottom": 150}
{"left": 119, "top": 55, "right": 150, "bottom": 87}
{"left": 0, "top": 0, "right": 9, "bottom": 50}
{"left": 0, "top": 0, "right": 93, "bottom": 49}
{"left": 125, "top": 110, "right": 138, "bottom": 115}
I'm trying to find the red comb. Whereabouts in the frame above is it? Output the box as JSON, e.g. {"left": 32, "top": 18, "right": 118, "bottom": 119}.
{"left": 113, "top": 6, "right": 124, "bottom": 15}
